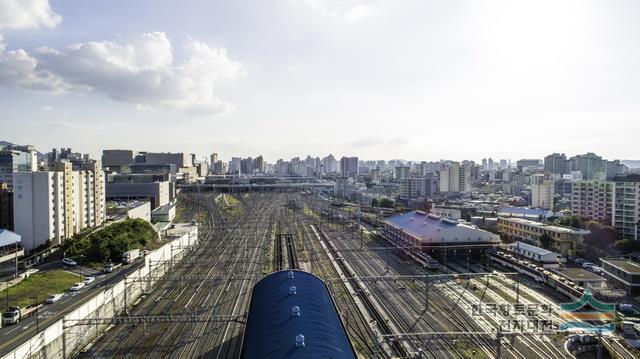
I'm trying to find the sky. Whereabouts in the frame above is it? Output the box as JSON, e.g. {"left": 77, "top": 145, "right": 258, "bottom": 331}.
{"left": 0, "top": 0, "right": 639, "bottom": 162}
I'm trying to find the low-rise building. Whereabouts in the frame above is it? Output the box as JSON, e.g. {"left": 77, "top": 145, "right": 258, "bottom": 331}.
{"left": 497, "top": 207, "right": 554, "bottom": 221}
{"left": 106, "top": 174, "right": 171, "bottom": 209}
{"left": 152, "top": 203, "right": 176, "bottom": 222}
{"left": 553, "top": 268, "right": 606, "bottom": 289}
{"left": 0, "top": 229, "right": 22, "bottom": 266}
{"left": 600, "top": 258, "right": 640, "bottom": 296}
{"left": 384, "top": 210, "right": 499, "bottom": 249}
{"left": 497, "top": 217, "right": 590, "bottom": 256}
{"left": 126, "top": 201, "right": 151, "bottom": 222}
{"left": 506, "top": 241, "right": 563, "bottom": 267}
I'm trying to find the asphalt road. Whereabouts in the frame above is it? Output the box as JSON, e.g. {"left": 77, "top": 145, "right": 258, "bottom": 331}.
{"left": 0, "top": 259, "right": 145, "bottom": 357}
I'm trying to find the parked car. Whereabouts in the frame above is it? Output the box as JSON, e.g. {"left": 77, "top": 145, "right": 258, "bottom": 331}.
{"left": 46, "top": 294, "right": 63, "bottom": 304}
{"left": 582, "top": 262, "right": 595, "bottom": 268}
{"left": 62, "top": 258, "right": 77, "bottom": 266}
{"left": 82, "top": 276, "right": 95, "bottom": 285}
{"left": 69, "top": 282, "right": 85, "bottom": 292}
{"left": 575, "top": 258, "right": 586, "bottom": 264}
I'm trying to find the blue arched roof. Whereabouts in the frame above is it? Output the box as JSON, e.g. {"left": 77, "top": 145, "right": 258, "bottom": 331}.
{"left": 241, "top": 270, "right": 356, "bottom": 359}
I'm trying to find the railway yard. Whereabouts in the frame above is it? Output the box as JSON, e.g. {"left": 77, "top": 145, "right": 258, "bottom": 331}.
{"left": 71, "top": 190, "right": 636, "bottom": 358}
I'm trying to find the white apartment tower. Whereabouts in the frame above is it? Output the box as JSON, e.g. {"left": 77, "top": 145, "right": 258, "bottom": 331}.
{"left": 439, "top": 162, "right": 460, "bottom": 193}
{"left": 612, "top": 179, "right": 640, "bottom": 240}
{"left": 571, "top": 180, "right": 614, "bottom": 222}
{"left": 13, "top": 161, "right": 106, "bottom": 252}
{"left": 531, "top": 174, "right": 555, "bottom": 210}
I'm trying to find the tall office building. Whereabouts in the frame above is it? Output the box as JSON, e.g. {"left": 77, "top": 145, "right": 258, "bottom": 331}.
{"left": 340, "top": 157, "right": 359, "bottom": 178}
{"left": 13, "top": 161, "right": 106, "bottom": 251}
{"left": 0, "top": 145, "right": 38, "bottom": 187}
{"left": 530, "top": 174, "right": 554, "bottom": 210}
{"left": 101, "top": 150, "right": 134, "bottom": 171}
{"left": 571, "top": 180, "right": 614, "bottom": 222}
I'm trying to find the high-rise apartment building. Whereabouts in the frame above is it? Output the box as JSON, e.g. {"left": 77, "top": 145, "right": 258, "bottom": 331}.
{"left": 530, "top": 174, "right": 554, "bottom": 210}
{"left": 370, "top": 169, "right": 382, "bottom": 184}
{"left": 571, "top": 180, "right": 614, "bottom": 222}
{"left": 13, "top": 161, "right": 106, "bottom": 251}
{"left": 210, "top": 153, "right": 218, "bottom": 170}
{"left": 439, "top": 162, "right": 460, "bottom": 193}
{"left": 395, "top": 166, "right": 410, "bottom": 180}
{"left": 340, "top": 157, "right": 359, "bottom": 178}
{"left": 612, "top": 176, "right": 640, "bottom": 240}
{"left": 544, "top": 153, "right": 569, "bottom": 175}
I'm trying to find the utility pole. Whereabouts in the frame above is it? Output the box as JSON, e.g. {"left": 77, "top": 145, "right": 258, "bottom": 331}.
{"left": 424, "top": 274, "right": 430, "bottom": 312}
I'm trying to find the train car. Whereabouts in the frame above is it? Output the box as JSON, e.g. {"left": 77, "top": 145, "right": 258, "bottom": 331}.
{"left": 241, "top": 270, "right": 356, "bottom": 359}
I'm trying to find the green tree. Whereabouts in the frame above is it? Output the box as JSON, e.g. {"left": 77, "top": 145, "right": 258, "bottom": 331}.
{"left": 371, "top": 198, "right": 379, "bottom": 207}
{"left": 539, "top": 233, "right": 552, "bottom": 249}
{"left": 379, "top": 198, "right": 394, "bottom": 208}
{"left": 615, "top": 238, "right": 640, "bottom": 253}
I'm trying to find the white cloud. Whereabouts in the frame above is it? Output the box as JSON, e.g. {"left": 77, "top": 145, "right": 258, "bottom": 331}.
{"left": 0, "top": 0, "right": 61, "bottom": 30}
{"left": 41, "top": 105, "right": 53, "bottom": 111}
{"left": 0, "top": 35, "right": 68, "bottom": 91}
{"left": 0, "top": 32, "right": 244, "bottom": 116}
{"left": 298, "top": 0, "right": 377, "bottom": 23}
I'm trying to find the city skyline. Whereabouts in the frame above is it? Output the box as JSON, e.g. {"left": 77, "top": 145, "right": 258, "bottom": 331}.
{"left": 1, "top": 1, "right": 640, "bottom": 160}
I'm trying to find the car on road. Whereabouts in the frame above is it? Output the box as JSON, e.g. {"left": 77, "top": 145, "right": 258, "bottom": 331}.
{"left": 575, "top": 258, "right": 586, "bottom": 264}
{"left": 82, "top": 276, "right": 95, "bottom": 285}
{"left": 46, "top": 293, "right": 63, "bottom": 304}
{"left": 582, "top": 262, "right": 595, "bottom": 268}
{"left": 69, "top": 282, "right": 85, "bottom": 292}
{"left": 62, "top": 258, "right": 77, "bottom": 266}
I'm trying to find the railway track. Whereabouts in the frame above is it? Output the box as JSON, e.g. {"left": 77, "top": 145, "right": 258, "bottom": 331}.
{"left": 78, "top": 192, "right": 282, "bottom": 358}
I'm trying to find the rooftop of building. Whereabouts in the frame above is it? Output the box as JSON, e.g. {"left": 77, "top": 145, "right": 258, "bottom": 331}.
{"left": 600, "top": 258, "right": 640, "bottom": 274}
{"left": 498, "top": 207, "right": 553, "bottom": 217}
{"left": 0, "top": 229, "right": 20, "bottom": 247}
{"left": 242, "top": 270, "right": 355, "bottom": 359}
{"left": 152, "top": 202, "right": 176, "bottom": 213}
{"left": 386, "top": 210, "right": 459, "bottom": 238}
{"left": 554, "top": 268, "right": 605, "bottom": 282}
{"left": 498, "top": 217, "right": 590, "bottom": 235}
{"left": 508, "top": 241, "right": 558, "bottom": 257}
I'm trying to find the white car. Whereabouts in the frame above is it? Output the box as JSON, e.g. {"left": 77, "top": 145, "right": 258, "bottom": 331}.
{"left": 69, "top": 282, "right": 85, "bottom": 292}
{"left": 62, "top": 258, "right": 77, "bottom": 266}
{"left": 82, "top": 276, "right": 95, "bottom": 285}
{"left": 582, "top": 262, "right": 595, "bottom": 268}
{"left": 46, "top": 293, "right": 63, "bottom": 304}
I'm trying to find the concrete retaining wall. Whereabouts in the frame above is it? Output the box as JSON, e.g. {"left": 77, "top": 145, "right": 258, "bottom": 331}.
{"left": 1, "top": 225, "right": 198, "bottom": 359}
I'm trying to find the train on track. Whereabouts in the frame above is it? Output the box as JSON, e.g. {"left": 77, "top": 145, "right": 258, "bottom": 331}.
{"left": 241, "top": 270, "right": 356, "bottom": 359}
